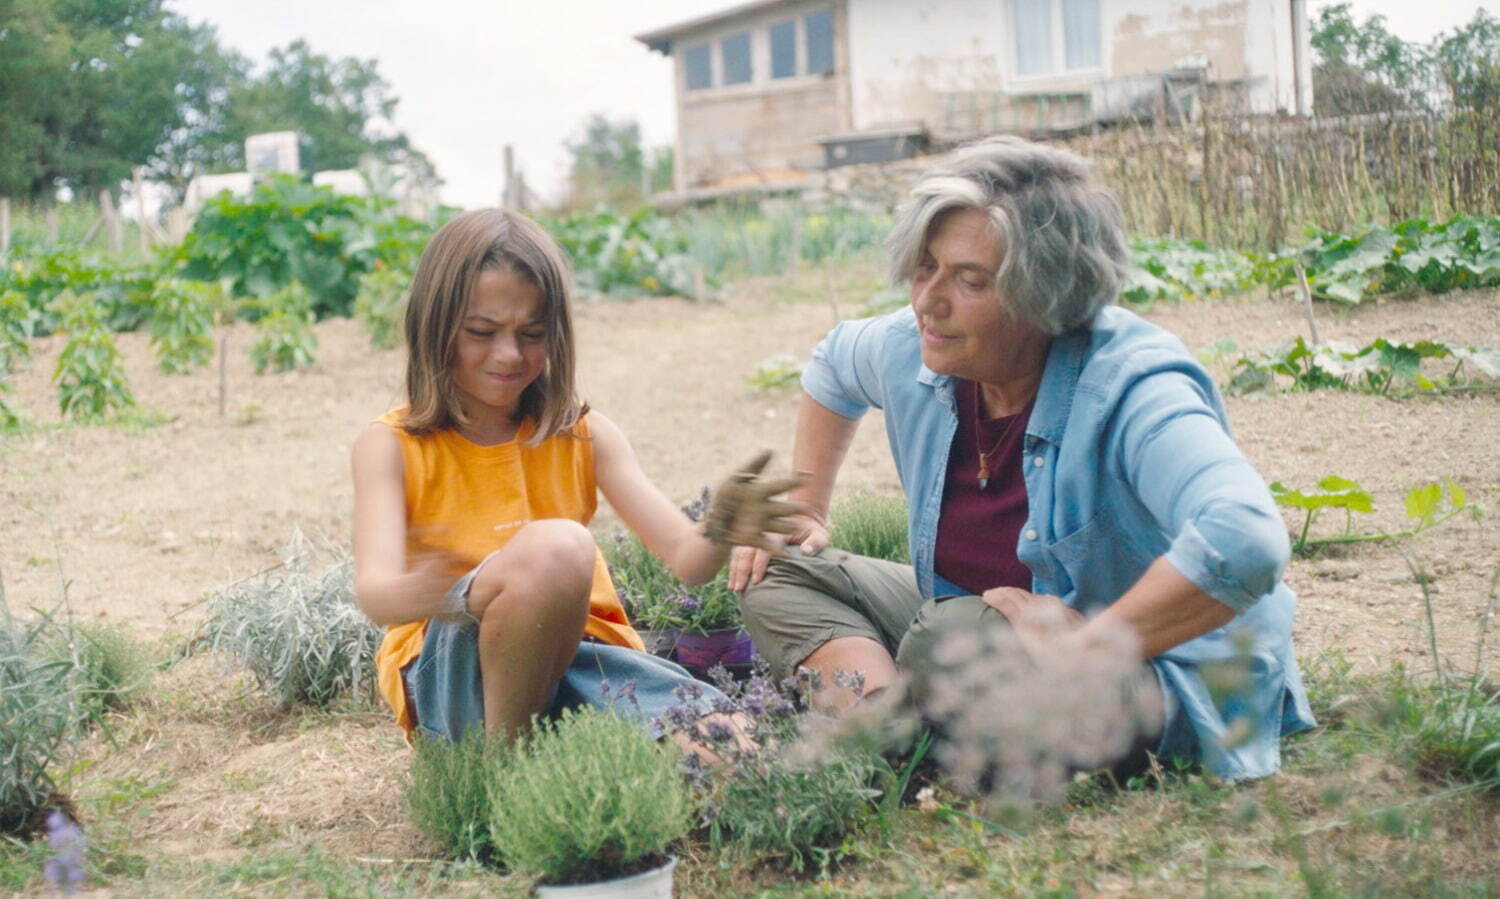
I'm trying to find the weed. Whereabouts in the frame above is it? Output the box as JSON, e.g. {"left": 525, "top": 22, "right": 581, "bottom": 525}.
{"left": 200, "top": 531, "right": 382, "bottom": 709}
{"left": 1270, "top": 476, "right": 1479, "bottom": 556}
{"left": 745, "top": 353, "right": 802, "bottom": 393}
{"left": 46, "top": 622, "right": 153, "bottom": 720}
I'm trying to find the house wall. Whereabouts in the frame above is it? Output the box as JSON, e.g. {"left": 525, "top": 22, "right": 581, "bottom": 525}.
{"left": 845, "top": 0, "right": 1298, "bottom": 137}
{"left": 669, "top": 0, "right": 852, "bottom": 190}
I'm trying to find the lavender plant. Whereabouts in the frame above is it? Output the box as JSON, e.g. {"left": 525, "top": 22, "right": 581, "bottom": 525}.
{"left": 604, "top": 487, "right": 743, "bottom": 634}
{"left": 0, "top": 594, "right": 79, "bottom": 835}
{"left": 201, "top": 531, "right": 382, "bottom": 709}
{"left": 41, "top": 811, "right": 86, "bottom": 894}
{"left": 405, "top": 729, "right": 503, "bottom": 863}
{"left": 46, "top": 622, "right": 152, "bottom": 719}
{"left": 487, "top": 707, "right": 696, "bottom": 885}
{"left": 913, "top": 620, "right": 1164, "bottom": 815}
{"left": 655, "top": 663, "right": 884, "bottom": 873}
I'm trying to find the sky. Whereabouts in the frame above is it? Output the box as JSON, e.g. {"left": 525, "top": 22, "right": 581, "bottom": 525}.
{"left": 165, "top": 0, "right": 1492, "bottom": 210}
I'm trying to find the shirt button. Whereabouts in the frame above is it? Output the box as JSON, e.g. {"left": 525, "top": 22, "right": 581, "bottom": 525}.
{"left": 1025, "top": 529, "right": 1038, "bottom": 541}
{"left": 1032, "top": 456, "right": 1045, "bottom": 467}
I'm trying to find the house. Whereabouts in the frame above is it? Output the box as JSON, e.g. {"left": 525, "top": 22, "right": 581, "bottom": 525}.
{"left": 636, "top": 0, "right": 1314, "bottom": 194}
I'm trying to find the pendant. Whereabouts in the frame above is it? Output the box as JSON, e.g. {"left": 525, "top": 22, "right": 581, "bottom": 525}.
{"left": 978, "top": 477, "right": 989, "bottom": 490}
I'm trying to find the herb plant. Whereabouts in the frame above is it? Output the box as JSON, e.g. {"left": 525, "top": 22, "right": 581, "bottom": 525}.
{"left": 47, "top": 623, "right": 152, "bottom": 720}
{"left": 50, "top": 292, "right": 134, "bottom": 421}
{"left": 487, "top": 707, "right": 695, "bottom": 885}
{"left": 405, "top": 730, "right": 503, "bottom": 863}
{"left": 248, "top": 283, "right": 318, "bottom": 374}
{"left": 201, "top": 532, "right": 382, "bottom": 709}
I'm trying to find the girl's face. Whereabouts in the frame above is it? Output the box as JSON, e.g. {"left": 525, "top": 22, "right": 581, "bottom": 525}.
{"left": 450, "top": 267, "right": 549, "bottom": 421}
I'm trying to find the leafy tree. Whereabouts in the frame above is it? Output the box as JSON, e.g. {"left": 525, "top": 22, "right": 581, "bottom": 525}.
{"left": 1310, "top": 3, "right": 1430, "bottom": 115}
{"left": 220, "top": 40, "right": 433, "bottom": 177}
{"left": 562, "top": 113, "right": 673, "bottom": 210}
{"left": 1432, "top": 9, "right": 1500, "bottom": 112}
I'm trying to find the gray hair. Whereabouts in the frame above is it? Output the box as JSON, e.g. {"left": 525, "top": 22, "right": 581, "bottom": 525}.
{"left": 887, "top": 136, "right": 1127, "bottom": 335}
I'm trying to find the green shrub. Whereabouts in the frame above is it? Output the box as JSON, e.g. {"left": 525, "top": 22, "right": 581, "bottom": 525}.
{"left": 248, "top": 283, "right": 317, "bottom": 374}
{"left": 353, "top": 266, "right": 409, "bottom": 350}
{"left": 488, "top": 708, "right": 695, "bottom": 885}
{"left": 147, "top": 279, "right": 217, "bottom": 375}
{"left": 1398, "top": 678, "right": 1500, "bottom": 788}
{"left": 746, "top": 353, "right": 802, "bottom": 393}
{"left": 201, "top": 532, "right": 382, "bottom": 709}
{"left": 50, "top": 292, "right": 134, "bottom": 420}
{"left": 178, "top": 176, "right": 376, "bottom": 319}
{"left": 0, "top": 600, "right": 79, "bottom": 835}
{"left": 829, "top": 491, "right": 909, "bottom": 564}
{"left": 405, "top": 730, "right": 503, "bottom": 863}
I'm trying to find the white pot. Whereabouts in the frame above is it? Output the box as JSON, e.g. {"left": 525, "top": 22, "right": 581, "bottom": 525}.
{"left": 534, "top": 856, "right": 676, "bottom": 899}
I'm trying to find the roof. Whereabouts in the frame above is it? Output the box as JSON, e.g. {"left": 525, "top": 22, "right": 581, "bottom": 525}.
{"left": 634, "top": 0, "right": 804, "bottom": 54}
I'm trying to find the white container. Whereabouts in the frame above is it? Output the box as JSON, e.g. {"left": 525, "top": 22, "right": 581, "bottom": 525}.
{"left": 535, "top": 856, "right": 676, "bottom": 899}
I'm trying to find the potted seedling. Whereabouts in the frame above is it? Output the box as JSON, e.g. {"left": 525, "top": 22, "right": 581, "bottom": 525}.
{"left": 488, "top": 707, "right": 697, "bottom": 897}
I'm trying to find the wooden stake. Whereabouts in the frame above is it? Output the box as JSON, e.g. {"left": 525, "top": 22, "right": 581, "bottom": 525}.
{"left": 0, "top": 198, "right": 9, "bottom": 254}
{"left": 102, "top": 189, "right": 122, "bottom": 253}
{"left": 218, "top": 330, "right": 228, "bottom": 418}
{"left": 133, "top": 167, "right": 150, "bottom": 250}
{"left": 1294, "top": 263, "right": 1320, "bottom": 346}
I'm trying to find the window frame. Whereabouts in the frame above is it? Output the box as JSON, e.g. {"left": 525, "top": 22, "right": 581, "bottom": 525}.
{"left": 1008, "top": 0, "right": 1105, "bottom": 83}
{"left": 680, "top": 5, "right": 837, "bottom": 95}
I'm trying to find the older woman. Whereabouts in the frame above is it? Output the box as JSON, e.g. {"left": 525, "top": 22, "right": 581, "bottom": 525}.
{"left": 729, "top": 136, "right": 1313, "bottom": 780}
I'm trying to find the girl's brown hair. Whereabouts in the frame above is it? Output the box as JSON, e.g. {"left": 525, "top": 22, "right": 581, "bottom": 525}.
{"left": 400, "top": 208, "right": 585, "bottom": 442}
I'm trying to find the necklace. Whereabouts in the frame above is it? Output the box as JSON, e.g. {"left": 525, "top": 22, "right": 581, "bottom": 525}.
{"left": 973, "top": 384, "right": 1026, "bottom": 490}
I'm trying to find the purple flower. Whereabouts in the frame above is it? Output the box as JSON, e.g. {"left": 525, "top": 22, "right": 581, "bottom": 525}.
{"left": 42, "top": 811, "right": 86, "bottom": 894}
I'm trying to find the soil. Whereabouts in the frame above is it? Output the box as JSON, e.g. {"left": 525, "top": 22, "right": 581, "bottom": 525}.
{"left": 1, "top": 275, "right": 1497, "bottom": 868}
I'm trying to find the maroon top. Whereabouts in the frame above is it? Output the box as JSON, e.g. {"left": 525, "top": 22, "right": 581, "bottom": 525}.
{"left": 933, "top": 379, "right": 1033, "bottom": 595}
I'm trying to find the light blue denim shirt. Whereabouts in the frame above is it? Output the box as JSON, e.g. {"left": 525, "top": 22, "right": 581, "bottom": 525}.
{"left": 802, "top": 304, "right": 1315, "bottom": 780}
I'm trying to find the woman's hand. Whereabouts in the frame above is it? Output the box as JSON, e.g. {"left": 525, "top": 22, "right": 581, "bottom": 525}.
{"left": 980, "top": 586, "right": 1085, "bottom": 665}
{"left": 727, "top": 512, "right": 829, "bottom": 592}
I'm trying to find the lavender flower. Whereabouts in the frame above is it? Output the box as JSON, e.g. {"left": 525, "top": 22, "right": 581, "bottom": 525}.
{"left": 42, "top": 811, "right": 86, "bottom": 894}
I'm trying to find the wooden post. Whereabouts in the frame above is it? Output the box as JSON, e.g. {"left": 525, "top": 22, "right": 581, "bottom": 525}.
{"left": 502, "top": 145, "right": 515, "bottom": 209}
{"left": 101, "top": 189, "right": 122, "bottom": 253}
{"left": 0, "top": 198, "right": 9, "bottom": 254}
{"left": 45, "top": 206, "right": 58, "bottom": 243}
{"left": 133, "top": 167, "right": 150, "bottom": 250}
{"left": 1294, "top": 263, "right": 1321, "bottom": 346}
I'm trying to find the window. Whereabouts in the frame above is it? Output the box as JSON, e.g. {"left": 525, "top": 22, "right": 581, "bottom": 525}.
{"left": 1012, "top": 0, "right": 1100, "bottom": 77}
{"left": 684, "top": 43, "right": 712, "bottom": 90}
{"left": 770, "top": 19, "right": 797, "bottom": 79}
{"left": 721, "top": 31, "right": 752, "bottom": 85}
{"left": 805, "top": 9, "right": 834, "bottom": 75}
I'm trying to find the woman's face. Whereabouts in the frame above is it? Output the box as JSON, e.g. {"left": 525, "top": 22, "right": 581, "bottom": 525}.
{"left": 910, "top": 207, "right": 1048, "bottom": 386}
{"left": 449, "top": 267, "right": 549, "bottom": 420}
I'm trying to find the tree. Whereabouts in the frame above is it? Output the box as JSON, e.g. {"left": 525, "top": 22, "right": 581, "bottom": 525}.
{"left": 220, "top": 40, "right": 433, "bottom": 176}
{"left": 562, "top": 114, "right": 675, "bottom": 210}
{"left": 1310, "top": 3, "right": 1430, "bottom": 116}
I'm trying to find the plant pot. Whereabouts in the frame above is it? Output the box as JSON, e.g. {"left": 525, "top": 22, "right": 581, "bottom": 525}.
{"left": 535, "top": 855, "right": 676, "bottom": 898}
{"left": 672, "top": 627, "right": 755, "bottom": 678}
{"left": 636, "top": 628, "right": 679, "bottom": 660}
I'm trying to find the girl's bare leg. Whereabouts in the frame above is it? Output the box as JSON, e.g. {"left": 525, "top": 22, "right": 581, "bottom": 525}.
{"left": 469, "top": 520, "right": 596, "bottom": 742}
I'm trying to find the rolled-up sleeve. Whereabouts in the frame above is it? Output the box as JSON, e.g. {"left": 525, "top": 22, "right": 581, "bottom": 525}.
{"left": 799, "top": 315, "right": 889, "bottom": 419}
{"left": 1114, "top": 371, "right": 1290, "bottom": 612}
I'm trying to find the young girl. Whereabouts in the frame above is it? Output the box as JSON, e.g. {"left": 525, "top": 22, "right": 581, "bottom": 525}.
{"left": 352, "top": 208, "right": 798, "bottom": 743}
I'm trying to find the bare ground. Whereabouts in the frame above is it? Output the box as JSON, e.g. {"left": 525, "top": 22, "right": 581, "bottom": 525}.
{"left": 1, "top": 272, "right": 1497, "bottom": 883}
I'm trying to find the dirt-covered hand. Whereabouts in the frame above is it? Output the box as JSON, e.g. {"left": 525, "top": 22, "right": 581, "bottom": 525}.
{"left": 702, "top": 451, "right": 806, "bottom": 551}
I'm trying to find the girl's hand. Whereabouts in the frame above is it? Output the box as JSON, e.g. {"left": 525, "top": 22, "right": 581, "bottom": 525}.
{"left": 727, "top": 512, "right": 829, "bottom": 592}
{"left": 702, "top": 451, "right": 806, "bottom": 551}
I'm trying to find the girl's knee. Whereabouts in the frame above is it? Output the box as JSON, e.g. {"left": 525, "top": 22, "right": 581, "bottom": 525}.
{"left": 514, "top": 519, "right": 597, "bottom": 577}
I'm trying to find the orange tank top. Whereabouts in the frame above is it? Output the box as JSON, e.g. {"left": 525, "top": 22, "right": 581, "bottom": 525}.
{"left": 371, "top": 410, "right": 643, "bottom": 734}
